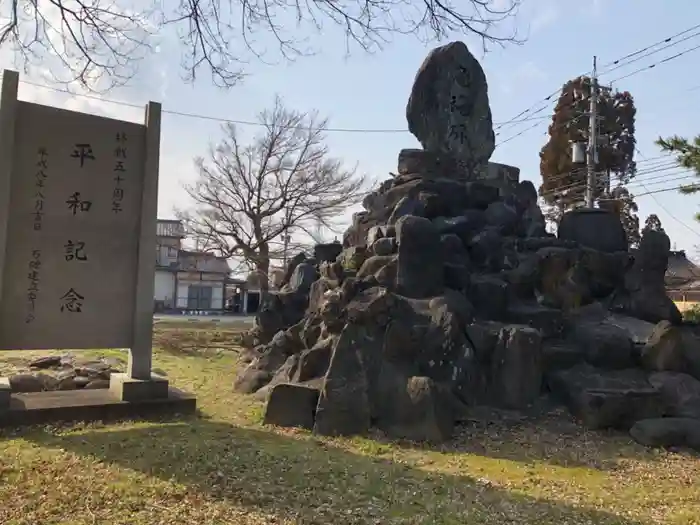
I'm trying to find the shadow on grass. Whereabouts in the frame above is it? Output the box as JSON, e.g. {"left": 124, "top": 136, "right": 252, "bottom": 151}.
{"left": 26, "top": 418, "right": 647, "bottom": 525}
{"left": 372, "top": 401, "right": 661, "bottom": 471}
{"left": 447, "top": 415, "right": 657, "bottom": 471}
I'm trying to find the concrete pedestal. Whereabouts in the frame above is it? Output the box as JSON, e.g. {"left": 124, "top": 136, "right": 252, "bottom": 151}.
{"left": 0, "top": 377, "right": 10, "bottom": 412}
{"left": 0, "top": 373, "right": 195, "bottom": 427}
{"left": 109, "top": 372, "right": 169, "bottom": 402}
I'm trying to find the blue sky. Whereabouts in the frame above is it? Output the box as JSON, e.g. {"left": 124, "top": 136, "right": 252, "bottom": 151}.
{"left": 8, "top": 0, "right": 700, "bottom": 254}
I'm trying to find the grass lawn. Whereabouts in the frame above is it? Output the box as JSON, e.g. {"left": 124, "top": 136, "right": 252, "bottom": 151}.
{"left": 1, "top": 324, "right": 699, "bottom": 524}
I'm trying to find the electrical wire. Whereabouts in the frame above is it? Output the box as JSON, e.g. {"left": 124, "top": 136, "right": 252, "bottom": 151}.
{"left": 495, "top": 23, "right": 700, "bottom": 132}
{"left": 634, "top": 147, "right": 700, "bottom": 238}
{"left": 494, "top": 23, "right": 700, "bottom": 146}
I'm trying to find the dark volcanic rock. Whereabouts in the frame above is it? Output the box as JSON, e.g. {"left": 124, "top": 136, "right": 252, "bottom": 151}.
{"left": 29, "top": 356, "right": 62, "bottom": 369}
{"left": 406, "top": 41, "right": 495, "bottom": 176}
{"left": 264, "top": 383, "right": 320, "bottom": 430}
{"left": 558, "top": 208, "right": 627, "bottom": 253}
{"left": 547, "top": 364, "right": 664, "bottom": 429}
{"left": 640, "top": 320, "right": 700, "bottom": 379}
{"left": 314, "top": 242, "right": 343, "bottom": 264}
{"left": 648, "top": 371, "right": 700, "bottom": 419}
{"left": 490, "top": 326, "right": 542, "bottom": 409}
{"left": 376, "top": 375, "right": 455, "bottom": 443}
{"left": 609, "top": 230, "right": 682, "bottom": 325}
{"left": 242, "top": 40, "right": 691, "bottom": 449}
{"left": 630, "top": 418, "right": 700, "bottom": 450}
{"left": 395, "top": 215, "right": 443, "bottom": 298}
{"left": 571, "top": 318, "right": 635, "bottom": 369}
{"left": 313, "top": 323, "right": 373, "bottom": 437}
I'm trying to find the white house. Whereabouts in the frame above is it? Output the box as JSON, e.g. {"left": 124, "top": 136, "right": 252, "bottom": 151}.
{"left": 153, "top": 219, "right": 231, "bottom": 313}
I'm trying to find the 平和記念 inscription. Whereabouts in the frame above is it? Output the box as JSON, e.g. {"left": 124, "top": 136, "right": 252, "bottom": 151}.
{"left": 60, "top": 287, "right": 85, "bottom": 313}
{"left": 66, "top": 192, "right": 92, "bottom": 215}
{"left": 70, "top": 143, "right": 95, "bottom": 168}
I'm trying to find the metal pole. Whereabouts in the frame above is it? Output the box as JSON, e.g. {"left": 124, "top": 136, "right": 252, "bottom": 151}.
{"left": 585, "top": 56, "right": 598, "bottom": 208}
{"left": 282, "top": 231, "right": 290, "bottom": 268}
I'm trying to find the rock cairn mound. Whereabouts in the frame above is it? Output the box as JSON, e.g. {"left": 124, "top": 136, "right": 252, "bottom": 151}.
{"left": 237, "top": 41, "right": 700, "bottom": 449}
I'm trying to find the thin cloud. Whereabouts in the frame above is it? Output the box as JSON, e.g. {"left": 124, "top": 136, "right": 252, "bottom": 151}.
{"left": 530, "top": 4, "right": 560, "bottom": 34}
{"left": 498, "top": 61, "right": 548, "bottom": 95}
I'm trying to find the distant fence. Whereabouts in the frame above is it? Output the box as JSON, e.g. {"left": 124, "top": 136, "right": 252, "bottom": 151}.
{"left": 668, "top": 290, "right": 700, "bottom": 303}
{"left": 668, "top": 289, "right": 700, "bottom": 312}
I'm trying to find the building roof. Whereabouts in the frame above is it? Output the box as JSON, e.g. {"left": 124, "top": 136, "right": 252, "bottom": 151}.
{"left": 666, "top": 250, "right": 700, "bottom": 289}
{"left": 178, "top": 249, "right": 231, "bottom": 275}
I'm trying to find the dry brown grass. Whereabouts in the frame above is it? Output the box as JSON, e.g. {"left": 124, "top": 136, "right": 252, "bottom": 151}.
{"left": 1, "top": 325, "right": 699, "bottom": 524}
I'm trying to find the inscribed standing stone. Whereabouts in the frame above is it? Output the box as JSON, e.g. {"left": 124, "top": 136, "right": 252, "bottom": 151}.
{"left": 406, "top": 41, "right": 495, "bottom": 177}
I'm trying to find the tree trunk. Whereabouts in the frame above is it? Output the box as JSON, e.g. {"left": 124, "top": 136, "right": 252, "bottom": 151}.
{"left": 256, "top": 245, "right": 271, "bottom": 303}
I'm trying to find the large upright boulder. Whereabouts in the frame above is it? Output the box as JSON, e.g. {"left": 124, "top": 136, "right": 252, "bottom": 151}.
{"left": 313, "top": 322, "right": 373, "bottom": 436}
{"left": 490, "top": 326, "right": 543, "bottom": 409}
{"left": 395, "top": 215, "right": 444, "bottom": 298}
{"left": 609, "top": 229, "right": 682, "bottom": 324}
{"left": 406, "top": 41, "right": 495, "bottom": 176}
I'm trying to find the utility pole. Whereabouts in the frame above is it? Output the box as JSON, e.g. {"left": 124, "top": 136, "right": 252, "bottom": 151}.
{"left": 585, "top": 56, "right": 599, "bottom": 208}
{"left": 282, "top": 231, "right": 291, "bottom": 268}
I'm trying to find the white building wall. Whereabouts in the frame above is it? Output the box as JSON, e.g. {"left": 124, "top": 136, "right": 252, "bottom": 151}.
{"left": 154, "top": 271, "right": 175, "bottom": 306}
{"left": 211, "top": 283, "right": 224, "bottom": 310}
{"left": 174, "top": 273, "right": 227, "bottom": 310}
{"left": 176, "top": 283, "right": 189, "bottom": 308}
{"left": 157, "top": 245, "right": 179, "bottom": 267}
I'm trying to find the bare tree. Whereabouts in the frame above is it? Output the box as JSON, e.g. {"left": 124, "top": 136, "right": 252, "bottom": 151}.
{"left": 0, "top": 0, "right": 522, "bottom": 90}
{"left": 178, "top": 96, "right": 368, "bottom": 298}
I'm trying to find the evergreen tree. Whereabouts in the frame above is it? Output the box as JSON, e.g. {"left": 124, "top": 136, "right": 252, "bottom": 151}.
{"left": 539, "top": 76, "right": 637, "bottom": 222}
{"left": 641, "top": 214, "right": 664, "bottom": 236}
{"left": 656, "top": 135, "right": 700, "bottom": 221}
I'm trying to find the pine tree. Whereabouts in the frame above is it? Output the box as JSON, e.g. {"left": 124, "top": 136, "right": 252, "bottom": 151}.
{"left": 539, "top": 76, "right": 637, "bottom": 223}
{"left": 656, "top": 135, "right": 700, "bottom": 221}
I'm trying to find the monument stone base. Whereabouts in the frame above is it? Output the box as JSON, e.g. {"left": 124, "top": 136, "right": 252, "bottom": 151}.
{"left": 0, "top": 377, "right": 10, "bottom": 408}
{"left": 0, "top": 373, "right": 196, "bottom": 427}
{"left": 109, "top": 372, "right": 169, "bottom": 401}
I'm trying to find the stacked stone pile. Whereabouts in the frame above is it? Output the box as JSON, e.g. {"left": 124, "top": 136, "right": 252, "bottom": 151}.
{"left": 236, "top": 41, "right": 700, "bottom": 449}
{"left": 5, "top": 354, "right": 122, "bottom": 392}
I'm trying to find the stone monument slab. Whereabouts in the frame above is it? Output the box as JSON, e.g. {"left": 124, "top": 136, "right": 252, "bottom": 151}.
{"left": 406, "top": 41, "right": 495, "bottom": 177}
{"left": 0, "top": 101, "right": 144, "bottom": 350}
{"left": 0, "top": 69, "right": 196, "bottom": 420}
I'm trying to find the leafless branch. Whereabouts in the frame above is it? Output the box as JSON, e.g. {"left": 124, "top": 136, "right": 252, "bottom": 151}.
{"left": 1, "top": 0, "right": 522, "bottom": 90}
{"left": 176, "top": 96, "right": 368, "bottom": 290}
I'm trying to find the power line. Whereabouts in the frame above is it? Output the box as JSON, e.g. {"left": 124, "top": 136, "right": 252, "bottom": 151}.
{"left": 600, "top": 27, "right": 700, "bottom": 76}
{"left": 527, "top": 157, "right": 676, "bottom": 191}
{"left": 636, "top": 182, "right": 700, "bottom": 198}
{"left": 496, "top": 43, "right": 700, "bottom": 149}
{"left": 17, "top": 79, "right": 413, "bottom": 133}
{"left": 539, "top": 159, "right": 692, "bottom": 197}
{"left": 542, "top": 176, "right": 698, "bottom": 206}
{"left": 498, "top": 24, "right": 700, "bottom": 130}
{"left": 541, "top": 172, "right": 696, "bottom": 204}
{"left": 634, "top": 148, "right": 700, "bottom": 239}
{"left": 13, "top": 77, "right": 543, "bottom": 134}
{"left": 540, "top": 163, "right": 691, "bottom": 200}
{"left": 607, "top": 42, "right": 700, "bottom": 84}
{"left": 494, "top": 23, "right": 700, "bottom": 140}
{"left": 542, "top": 155, "right": 675, "bottom": 185}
